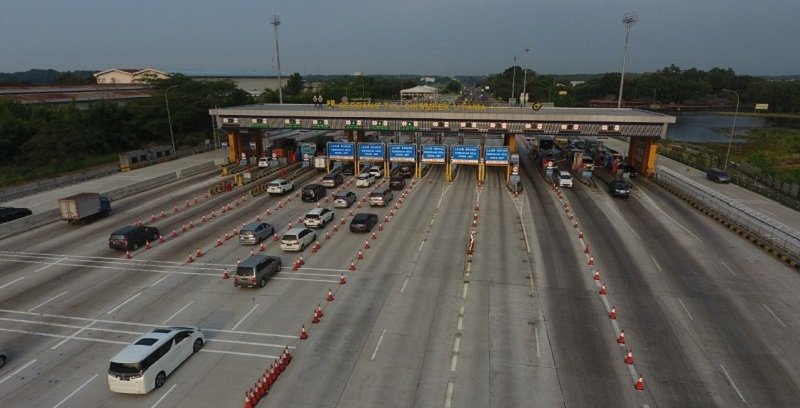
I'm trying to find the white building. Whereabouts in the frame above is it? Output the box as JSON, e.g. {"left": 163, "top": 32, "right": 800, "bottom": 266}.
{"left": 94, "top": 68, "right": 170, "bottom": 84}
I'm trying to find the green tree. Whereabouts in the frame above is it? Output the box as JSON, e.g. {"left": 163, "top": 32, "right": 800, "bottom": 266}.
{"left": 284, "top": 73, "right": 305, "bottom": 96}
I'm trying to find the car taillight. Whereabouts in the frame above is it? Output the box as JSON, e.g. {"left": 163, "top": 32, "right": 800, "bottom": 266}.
{"left": 251, "top": 278, "right": 256, "bottom": 284}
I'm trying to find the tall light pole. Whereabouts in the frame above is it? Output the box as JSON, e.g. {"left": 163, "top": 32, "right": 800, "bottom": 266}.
{"left": 721, "top": 88, "right": 740, "bottom": 171}
{"left": 271, "top": 14, "right": 283, "bottom": 104}
{"left": 617, "top": 12, "right": 638, "bottom": 109}
{"left": 511, "top": 55, "right": 517, "bottom": 106}
{"left": 521, "top": 47, "right": 529, "bottom": 107}
{"left": 165, "top": 84, "right": 178, "bottom": 155}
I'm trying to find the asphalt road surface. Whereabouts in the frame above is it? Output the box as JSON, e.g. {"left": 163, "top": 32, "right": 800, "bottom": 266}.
{"left": 1, "top": 140, "right": 799, "bottom": 407}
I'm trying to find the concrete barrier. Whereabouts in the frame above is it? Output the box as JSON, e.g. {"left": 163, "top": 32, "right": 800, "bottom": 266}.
{"left": 0, "top": 208, "right": 61, "bottom": 240}
{"left": 0, "top": 165, "right": 119, "bottom": 202}
{"left": 178, "top": 161, "right": 216, "bottom": 179}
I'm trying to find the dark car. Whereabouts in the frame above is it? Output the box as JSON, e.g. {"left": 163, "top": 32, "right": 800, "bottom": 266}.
{"left": 398, "top": 165, "right": 414, "bottom": 178}
{"left": 301, "top": 184, "right": 326, "bottom": 202}
{"left": 609, "top": 179, "right": 631, "bottom": 198}
{"left": 0, "top": 207, "right": 32, "bottom": 224}
{"left": 0, "top": 347, "right": 6, "bottom": 368}
{"left": 389, "top": 176, "right": 406, "bottom": 190}
{"left": 234, "top": 255, "right": 282, "bottom": 288}
{"left": 341, "top": 163, "right": 355, "bottom": 176}
{"left": 621, "top": 164, "right": 638, "bottom": 178}
{"left": 350, "top": 213, "right": 378, "bottom": 233}
{"left": 109, "top": 225, "right": 160, "bottom": 250}
{"left": 706, "top": 168, "right": 731, "bottom": 183}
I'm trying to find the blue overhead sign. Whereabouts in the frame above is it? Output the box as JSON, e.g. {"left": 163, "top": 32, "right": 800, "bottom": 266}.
{"left": 358, "top": 142, "right": 385, "bottom": 161}
{"left": 484, "top": 146, "right": 510, "bottom": 165}
{"left": 389, "top": 144, "right": 416, "bottom": 162}
{"left": 421, "top": 144, "right": 446, "bottom": 163}
{"left": 327, "top": 142, "right": 354, "bottom": 160}
{"left": 450, "top": 145, "right": 480, "bottom": 164}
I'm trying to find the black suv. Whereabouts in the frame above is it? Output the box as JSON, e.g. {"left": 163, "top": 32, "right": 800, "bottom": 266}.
{"left": 350, "top": 213, "right": 378, "bottom": 232}
{"left": 0, "top": 207, "right": 32, "bottom": 224}
{"left": 389, "top": 176, "right": 406, "bottom": 190}
{"left": 301, "top": 184, "right": 327, "bottom": 202}
{"left": 398, "top": 165, "right": 414, "bottom": 178}
{"left": 109, "top": 225, "right": 160, "bottom": 250}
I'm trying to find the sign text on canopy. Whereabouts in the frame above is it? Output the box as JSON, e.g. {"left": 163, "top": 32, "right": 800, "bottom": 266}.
{"left": 484, "top": 146, "right": 510, "bottom": 166}
{"left": 389, "top": 144, "right": 416, "bottom": 163}
{"left": 421, "top": 145, "right": 446, "bottom": 163}
{"left": 450, "top": 145, "right": 480, "bottom": 164}
{"left": 327, "top": 142, "right": 355, "bottom": 160}
{"left": 358, "top": 143, "right": 385, "bottom": 162}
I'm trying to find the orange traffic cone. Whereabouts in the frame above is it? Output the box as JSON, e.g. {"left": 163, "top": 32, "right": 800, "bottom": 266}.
{"left": 325, "top": 231, "right": 331, "bottom": 240}
{"left": 216, "top": 238, "right": 223, "bottom": 247}
{"left": 327, "top": 289, "right": 335, "bottom": 301}
{"left": 339, "top": 273, "right": 347, "bottom": 285}
{"left": 608, "top": 307, "right": 617, "bottom": 320}
{"left": 298, "top": 256, "right": 305, "bottom": 266}
{"left": 349, "top": 260, "right": 356, "bottom": 271}
{"left": 125, "top": 250, "right": 132, "bottom": 259}
{"left": 584, "top": 244, "right": 590, "bottom": 254}
{"left": 364, "top": 240, "right": 370, "bottom": 249}
{"left": 187, "top": 253, "right": 194, "bottom": 263}
{"left": 599, "top": 284, "right": 607, "bottom": 295}
{"left": 588, "top": 256, "right": 595, "bottom": 266}
{"left": 593, "top": 270, "right": 601, "bottom": 280}
{"left": 617, "top": 330, "right": 626, "bottom": 345}
{"left": 634, "top": 374, "right": 645, "bottom": 390}
{"left": 312, "top": 309, "right": 321, "bottom": 324}
{"left": 316, "top": 304, "right": 324, "bottom": 318}
{"left": 372, "top": 232, "right": 377, "bottom": 240}
{"left": 223, "top": 267, "right": 230, "bottom": 279}
{"left": 172, "top": 230, "right": 178, "bottom": 237}
{"left": 624, "top": 349, "right": 634, "bottom": 365}
{"left": 196, "top": 248, "right": 204, "bottom": 258}
{"left": 244, "top": 391, "right": 253, "bottom": 408}
{"left": 299, "top": 325, "right": 308, "bottom": 340}
{"left": 159, "top": 235, "right": 165, "bottom": 243}
{"left": 357, "top": 250, "right": 363, "bottom": 260}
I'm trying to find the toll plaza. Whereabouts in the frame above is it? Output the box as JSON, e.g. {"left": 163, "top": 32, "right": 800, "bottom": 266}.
{"left": 209, "top": 103, "right": 676, "bottom": 178}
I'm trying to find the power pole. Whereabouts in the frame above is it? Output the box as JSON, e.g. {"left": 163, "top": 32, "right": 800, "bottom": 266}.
{"left": 271, "top": 14, "right": 283, "bottom": 104}
{"left": 511, "top": 55, "right": 517, "bottom": 106}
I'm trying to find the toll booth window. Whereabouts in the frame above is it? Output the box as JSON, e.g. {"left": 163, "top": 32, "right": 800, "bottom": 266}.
{"left": 131, "top": 157, "right": 139, "bottom": 164}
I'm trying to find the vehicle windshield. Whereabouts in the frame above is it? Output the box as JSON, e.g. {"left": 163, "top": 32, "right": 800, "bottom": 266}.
{"left": 358, "top": 174, "right": 369, "bottom": 179}
{"left": 236, "top": 267, "right": 254, "bottom": 276}
{"left": 282, "top": 234, "right": 298, "bottom": 241}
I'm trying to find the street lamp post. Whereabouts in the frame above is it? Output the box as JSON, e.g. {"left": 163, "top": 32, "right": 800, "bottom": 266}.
{"left": 617, "top": 12, "right": 638, "bottom": 109}
{"left": 165, "top": 84, "right": 178, "bottom": 155}
{"left": 521, "top": 47, "right": 529, "bottom": 107}
{"left": 721, "top": 88, "right": 740, "bottom": 171}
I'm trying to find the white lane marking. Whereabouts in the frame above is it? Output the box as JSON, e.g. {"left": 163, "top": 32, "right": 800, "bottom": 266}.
{"left": 150, "top": 384, "right": 177, "bottom": 408}
{"left": 461, "top": 282, "right": 469, "bottom": 299}
{"left": 0, "top": 308, "right": 296, "bottom": 338}
{"left": 457, "top": 305, "right": 465, "bottom": 331}
{"left": 28, "top": 290, "right": 68, "bottom": 312}
{"left": 106, "top": 292, "right": 142, "bottom": 315}
{"left": 444, "top": 382, "right": 454, "bottom": 408}
{"left": 419, "top": 240, "right": 425, "bottom": 252}
{"left": 370, "top": 329, "right": 386, "bottom": 361}
{"left": 52, "top": 373, "right": 98, "bottom": 408}
{"left": 0, "top": 327, "right": 278, "bottom": 358}
{"left": 34, "top": 257, "right": 66, "bottom": 273}
{"left": 720, "top": 364, "right": 747, "bottom": 403}
{"left": 400, "top": 277, "right": 409, "bottom": 293}
{"left": 651, "top": 257, "right": 662, "bottom": 272}
{"left": 232, "top": 304, "right": 260, "bottom": 331}
{"left": 0, "top": 276, "right": 25, "bottom": 290}
{"left": 677, "top": 298, "right": 694, "bottom": 321}
{"left": 607, "top": 207, "right": 641, "bottom": 240}
{"left": 162, "top": 301, "right": 194, "bottom": 325}
{"left": 762, "top": 304, "right": 787, "bottom": 328}
{"left": 0, "top": 358, "right": 37, "bottom": 385}
{"left": 720, "top": 261, "right": 736, "bottom": 276}
{"left": 450, "top": 337, "right": 460, "bottom": 371}
{"left": 149, "top": 274, "right": 170, "bottom": 288}
{"left": 51, "top": 320, "right": 96, "bottom": 350}
{"left": 535, "top": 327, "right": 541, "bottom": 359}
{"left": 650, "top": 205, "right": 703, "bottom": 243}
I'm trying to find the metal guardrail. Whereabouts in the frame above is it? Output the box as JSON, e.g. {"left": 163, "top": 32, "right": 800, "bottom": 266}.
{"left": 656, "top": 166, "right": 800, "bottom": 266}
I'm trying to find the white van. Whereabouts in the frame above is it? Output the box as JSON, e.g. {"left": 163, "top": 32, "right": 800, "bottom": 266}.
{"left": 108, "top": 327, "right": 204, "bottom": 394}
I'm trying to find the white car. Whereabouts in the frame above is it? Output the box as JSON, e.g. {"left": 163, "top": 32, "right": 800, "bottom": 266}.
{"left": 267, "top": 179, "right": 294, "bottom": 195}
{"left": 558, "top": 171, "right": 573, "bottom": 188}
{"left": 303, "top": 207, "right": 334, "bottom": 229}
{"left": 258, "top": 157, "right": 275, "bottom": 168}
{"left": 368, "top": 165, "right": 384, "bottom": 178}
{"left": 280, "top": 228, "right": 316, "bottom": 252}
{"left": 356, "top": 173, "right": 376, "bottom": 188}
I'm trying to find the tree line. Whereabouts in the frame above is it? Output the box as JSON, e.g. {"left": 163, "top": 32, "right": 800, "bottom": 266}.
{"left": 482, "top": 65, "right": 800, "bottom": 113}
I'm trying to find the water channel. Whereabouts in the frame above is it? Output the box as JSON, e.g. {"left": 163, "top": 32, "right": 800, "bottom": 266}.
{"left": 665, "top": 112, "right": 800, "bottom": 143}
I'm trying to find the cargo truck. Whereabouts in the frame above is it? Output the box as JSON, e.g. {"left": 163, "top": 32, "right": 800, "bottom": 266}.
{"left": 313, "top": 155, "right": 329, "bottom": 171}
{"left": 58, "top": 193, "right": 111, "bottom": 224}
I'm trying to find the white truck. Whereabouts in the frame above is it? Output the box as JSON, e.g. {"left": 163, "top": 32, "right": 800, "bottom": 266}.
{"left": 313, "top": 155, "right": 328, "bottom": 171}
{"left": 58, "top": 193, "right": 111, "bottom": 224}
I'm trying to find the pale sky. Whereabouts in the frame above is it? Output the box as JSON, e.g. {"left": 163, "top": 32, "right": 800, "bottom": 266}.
{"left": 2, "top": 0, "right": 798, "bottom": 76}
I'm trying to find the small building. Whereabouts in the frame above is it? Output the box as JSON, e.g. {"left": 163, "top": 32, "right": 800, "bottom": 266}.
{"left": 94, "top": 68, "right": 170, "bottom": 84}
